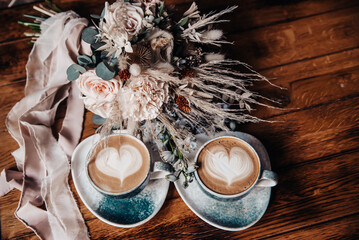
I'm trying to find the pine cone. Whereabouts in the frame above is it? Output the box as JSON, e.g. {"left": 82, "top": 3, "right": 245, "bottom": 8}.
{"left": 118, "top": 69, "right": 131, "bottom": 82}
{"left": 176, "top": 95, "right": 191, "bottom": 113}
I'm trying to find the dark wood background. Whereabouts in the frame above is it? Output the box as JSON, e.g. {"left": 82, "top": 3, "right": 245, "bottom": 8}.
{"left": 1, "top": 0, "right": 359, "bottom": 239}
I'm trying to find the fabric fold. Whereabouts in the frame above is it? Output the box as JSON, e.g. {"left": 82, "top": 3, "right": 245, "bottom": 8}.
{"left": 0, "top": 11, "right": 89, "bottom": 240}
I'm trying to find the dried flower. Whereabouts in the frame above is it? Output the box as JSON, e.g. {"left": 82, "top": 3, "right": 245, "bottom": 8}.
{"left": 147, "top": 29, "right": 174, "bottom": 63}
{"left": 161, "top": 151, "right": 176, "bottom": 162}
{"left": 118, "top": 69, "right": 131, "bottom": 82}
{"left": 98, "top": 1, "right": 133, "bottom": 58}
{"left": 180, "top": 68, "right": 195, "bottom": 79}
{"left": 118, "top": 73, "right": 169, "bottom": 121}
{"left": 176, "top": 95, "right": 191, "bottom": 113}
{"left": 128, "top": 44, "right": 152, "bottom": 68}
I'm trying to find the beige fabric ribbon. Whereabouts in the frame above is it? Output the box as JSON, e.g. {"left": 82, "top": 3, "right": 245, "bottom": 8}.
{"left": 0, "top": 11, "right": 90, "bottom": 239}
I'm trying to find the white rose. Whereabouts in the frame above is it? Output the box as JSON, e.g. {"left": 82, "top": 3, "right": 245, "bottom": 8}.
{"left": 125, "top": 3, "right": 144, "bottom": 36}
{"left": 77, "top": 70, "right": 121, "bottom": 118}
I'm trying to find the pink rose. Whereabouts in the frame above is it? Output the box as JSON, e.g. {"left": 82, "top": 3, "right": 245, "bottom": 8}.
{"left": 125, "top": 3, "right": 144, "bottom": 36}
{"left": 77, "top": 70, "right": 121, "bottom": 118}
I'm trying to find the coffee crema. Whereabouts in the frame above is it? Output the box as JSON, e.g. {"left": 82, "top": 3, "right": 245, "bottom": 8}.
{"left": 197, "top": 137, "right": 260, "bottom": 195}
{"left": 87, "top": 135, "right": 150, "bottom": 193}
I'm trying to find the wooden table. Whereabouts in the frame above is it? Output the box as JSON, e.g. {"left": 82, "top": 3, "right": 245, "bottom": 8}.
{"left": 1, "top": 0, "right": 359, "bottom": 239}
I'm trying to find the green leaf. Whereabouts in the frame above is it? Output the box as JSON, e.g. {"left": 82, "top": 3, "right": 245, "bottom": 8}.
{"left": 91, "top": 55, "right": 97, "bottom": 64}
{"left": 81, "top": 27, "right": 98, "bottom": 44}
{"left": 153, "top": 18, "right": 161, "bottom": 25}
{"left": 72, "top": 64, "right": 86, "bottom": 73}
{"left": 100, "top": 7, "right": 106, "bottom": 18}
{"left": 66, "top": 64, "right": 85, "bottom": 81}
{"left": 92, "top": 115, "right": 106, "bottom": 125}
{"left": 178, "top": 17, "right": 188, "bottom": 27}
{"left": 96, "top": 61, "right": 116, "bottom": 80}
{"left": 77, "top": 55, "right": 93, "bottom": 66}
{"left": 159, "top": 2, "right": 165, "bottom": 16}
{"left": 90, "top": 14, "right": 101, "bottom": 19}
{"left": 91, "top": 41, "right": 105, "bottom": 51}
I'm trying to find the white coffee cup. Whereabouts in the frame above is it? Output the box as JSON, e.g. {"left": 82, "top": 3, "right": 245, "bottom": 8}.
{"left": 194, "top": 136, "right": 278, "bottom": 201}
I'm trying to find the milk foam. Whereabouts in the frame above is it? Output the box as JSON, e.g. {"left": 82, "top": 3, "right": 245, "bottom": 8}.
{"left": 204, "top": 145, "right": 255, "bottom": 186}
{"left": 95, "top": 145, "right": 143, "bottom": 183}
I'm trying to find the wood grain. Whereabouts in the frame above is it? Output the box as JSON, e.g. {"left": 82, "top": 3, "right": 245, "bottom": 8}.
{"left": 266, "top": 213, "right": 359, "bottom": 240}
{"left": 228, "top": 6, "right": 359, "bottom": 70}
{"left": 1, "top": 0, "right": 359, "bottom": 239}
{"left": 66, "top": 149, "right": 359, "bottom": 239}
{"left": 3, "top": 0, "right": 359, "bottom": 43}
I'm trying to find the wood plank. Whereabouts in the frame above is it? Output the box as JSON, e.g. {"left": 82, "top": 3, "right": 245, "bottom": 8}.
{"left": 266, "top": 213, "right": 359, "bottom": 240}
{"left": 2, "top": 6, "right": 359, "bottom": 86}
{"left": 1, "top": 0, "right": 358, "bottom": 44}
{"left": 1, "top": 47, "right": 359, "bottom": 132}
{"left": 3, "top": 149, "right": 359, "bottom": 239}
{"left": 261, "top": 48, "right": 359, "bottom": 86}
{"left": 70, "top": 148, "right": 359, "bottom": 239}
{"left": 227, "top": 6, "right": 359, "bottom": 70}
{"left": 241, "top": 96, "right": 359, "bottom": 168}
{"left": 0, "top": 40, "right": 30, "bottom": 83}
{"left": 1, "top": 68, "right": 358, "bottom": 170}
{"left": 253, "top": 65, "right": 359, "bottom": 119}
{"left": 0, "top": 191, "right": 38, "bottom": 240}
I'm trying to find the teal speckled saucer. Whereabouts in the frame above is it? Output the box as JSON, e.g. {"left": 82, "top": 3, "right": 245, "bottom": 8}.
{"left": 175, "top": 132, "right": 272, "bottom": 231}
{"left": 71, "top": 134, "right": 169, "bottom": 227}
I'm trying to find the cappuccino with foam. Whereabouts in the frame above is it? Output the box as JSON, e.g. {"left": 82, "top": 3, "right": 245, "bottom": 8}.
{"left": 87, "top": 134, "right": 150, "bottom": 194}
{"left": 197, "top": 137, "right": 260, "bottom": 195}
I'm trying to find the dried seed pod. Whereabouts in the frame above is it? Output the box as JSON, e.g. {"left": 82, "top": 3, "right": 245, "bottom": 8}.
{"left": 118, "top": 69, "right": 131, "bottom": 82}
{"left": 176, "top": 95, "right": 191, "bottom": 113}
{"left": 180, "top": 68, "right": 195, "bottom": 79}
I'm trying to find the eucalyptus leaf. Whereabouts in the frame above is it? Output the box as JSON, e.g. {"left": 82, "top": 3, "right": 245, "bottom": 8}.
{"left": 100, "top": 7, "right": 106, "bottom": 18}
{"left": 178, "top": 17, "right": 188, "bottom": 27}
{"left": 77, "top": 55, "right": 93, "bottom": 66}
{"left": 82, "top": 27, "right": 98, "bottom": 44}
{"left": 66, "top": 67, "right": 80, "bottom": 81}
{"left": 96, "top": 61, "right": 116, "bottom": 80}
{"left": 92, "top": 115, "right": 106, "bottom": 125}
{"left": 71, "top": 64, "right": 86, "bottom": 73}
{"left": 90, "top": 14, "right": 101, "bottom": 19}
{"left": 91, "top": 55, "right": 97, "bottom": 64}
{"left": 66, "top": 64, "right": 86, "bottom": 81}
{"left": 91, "top": 41, "right": 105, "bottom": 51}
{"left": 229, "top": 121, "right": 237, "bottom": 131}
{"left": 101, "top": 50, "right": 110, "bottom": 59}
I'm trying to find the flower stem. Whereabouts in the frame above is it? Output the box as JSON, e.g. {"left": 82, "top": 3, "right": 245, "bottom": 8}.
{"left": 45, "top": 0, "right": 63, "bottom": 13}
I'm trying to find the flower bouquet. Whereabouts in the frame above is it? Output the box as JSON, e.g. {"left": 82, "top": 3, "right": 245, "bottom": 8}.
{"left": 18, "top": 0, "right": 278, "bottom": 187}
{"left": 0, "top": 0, "right": 281, "bottom": 238}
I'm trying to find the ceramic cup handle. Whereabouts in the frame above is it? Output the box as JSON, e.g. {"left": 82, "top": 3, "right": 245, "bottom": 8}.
{"left": 150, "top": 161, "right": 172, "bottom": 180}
{"left": 256, "top": 170, "right": 278, "bottom": 187}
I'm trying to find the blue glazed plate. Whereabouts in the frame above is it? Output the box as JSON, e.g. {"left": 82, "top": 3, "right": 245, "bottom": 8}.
{"left": 175, "top": 132, "right": 272, "bottom": 231}
{"left": 71, "top": 134, "right": 170, "bottom": 228}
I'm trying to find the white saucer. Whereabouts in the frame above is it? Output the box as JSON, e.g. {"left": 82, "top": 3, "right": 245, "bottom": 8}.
{"left": 71, "top": 134, "right": 170, "bottom": 228}
{"left": 174, "top": 131, "right": 272, "bottom": 231}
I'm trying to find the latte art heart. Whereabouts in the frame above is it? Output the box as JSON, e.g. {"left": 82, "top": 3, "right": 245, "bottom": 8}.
{"left": 204, "top": 145, "right": 255, "bottom": 186}
{"left": 95, "top": 146, "right": 143, "bottom": 184}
